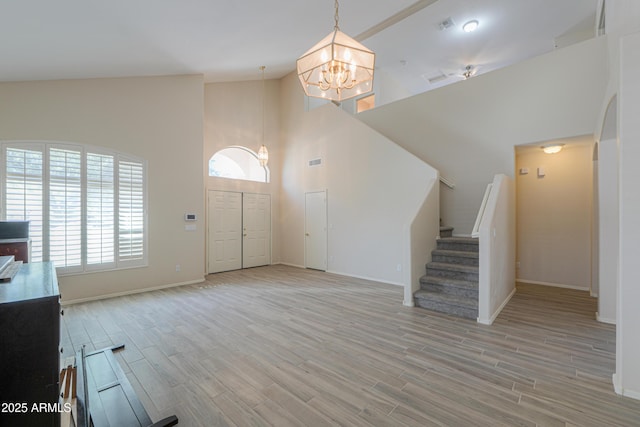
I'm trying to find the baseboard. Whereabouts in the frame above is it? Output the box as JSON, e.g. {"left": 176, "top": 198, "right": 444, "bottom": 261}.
{"left": 274, "top": 262, "right": 306, "bottom": 269}
{"left": 327, "top": 269, "right": 404, "bottom": 287}
{"left": 61, "top": 278, "right": 205, "bottom": 306}
{"left": 275, "top": 264, "right": 405, "bottom": 288}
{"left": 596, "top": 312, "right": 616, "bottom": 325}
{"left": 613, "top": 373, "right": 622, "bottom": 395}
{"left": 477, "top": 287, "right": 516, "bottom": 325}
{"left": 516, "top": 279, "right": 590, "bottom": 291}
{"left": 624, "top": 388, "right": 640, "bottom": 400}
{"left": 403, "top": 299, "right": 415, "bottom": 307}
{"left": 612, "top": 373, "right": 640, "bottom": 400}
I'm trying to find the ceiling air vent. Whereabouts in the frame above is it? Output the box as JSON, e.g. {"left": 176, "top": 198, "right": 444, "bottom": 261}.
{"left": 422, "top": 71, "right": 448, "bottom": 85}
{"left": 439, "top": 17, "right": 455, "bottom": 31}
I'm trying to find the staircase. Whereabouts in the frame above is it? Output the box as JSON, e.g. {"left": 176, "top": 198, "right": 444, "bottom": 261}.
{"left": 414, "top": 227, "right": 479, "bottom": 319}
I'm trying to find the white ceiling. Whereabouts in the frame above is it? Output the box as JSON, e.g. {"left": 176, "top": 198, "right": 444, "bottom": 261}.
{"left": 0, "top": 0, "right": 598, "bottom": 96}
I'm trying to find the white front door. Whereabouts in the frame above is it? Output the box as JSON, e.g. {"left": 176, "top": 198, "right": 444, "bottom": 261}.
{"left": 305, "top": 191, "right": 327, "bottom": 271}
{"left": 242, "top": 193, "right": 271, "bottom": 268}
{"left": 208, "top": 190, "right": 242, "bottom": 273}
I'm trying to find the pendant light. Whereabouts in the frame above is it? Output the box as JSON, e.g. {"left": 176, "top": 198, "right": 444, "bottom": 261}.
{"left": 296, "top": 0, "right": 375, "bottom": 102}
{"left": 257, "top": 66, "right": 269, "bottom": 167}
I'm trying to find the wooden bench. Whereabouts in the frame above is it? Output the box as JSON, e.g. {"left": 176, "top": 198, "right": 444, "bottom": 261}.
{"left": 75, "top": 345, "right": 178, "bottom": 427}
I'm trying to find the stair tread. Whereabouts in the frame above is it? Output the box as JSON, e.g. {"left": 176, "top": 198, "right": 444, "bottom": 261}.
{"left": 439, "top": 226, "right": 454, "bottom": 231}
{"left": 432, "top": 249, "right": 479, "bottom": 258}
{"left": 414, "top": 290, "right": 478, "bottom": 308}
{"left": 437, "top": 237, "right": 478, "bottom": 244}
{"left": 427, "top": 262, "right": 479, "bottom": 273}
{"left": 419, "top": 275, "right": 478, "bottom": 288}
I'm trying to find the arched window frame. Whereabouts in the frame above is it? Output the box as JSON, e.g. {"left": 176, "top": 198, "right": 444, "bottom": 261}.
{"left": 208, "top": 146, "right": 270, "bottom": 183}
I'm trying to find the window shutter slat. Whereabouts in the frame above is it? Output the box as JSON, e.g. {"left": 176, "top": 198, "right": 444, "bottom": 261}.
{"left": 49, "top": 148, "right": 82, "bottom": 268}
{"left": 4, "top": 148, "right": 44, "bottom": 262}
{"left": 87, "top": 153, "right": 115, "bottom": 265}
{"left": 118, "top": 160, "right": 145, "bottom": 262}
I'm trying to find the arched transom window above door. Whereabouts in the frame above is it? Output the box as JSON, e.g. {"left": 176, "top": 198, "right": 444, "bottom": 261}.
{"left": 208, "top": 146, "right": 269, "bottom": 183}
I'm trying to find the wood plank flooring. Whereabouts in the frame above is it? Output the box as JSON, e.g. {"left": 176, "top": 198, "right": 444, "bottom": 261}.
{"left": 60, "top": 265, "right": 640, "bottom": 426}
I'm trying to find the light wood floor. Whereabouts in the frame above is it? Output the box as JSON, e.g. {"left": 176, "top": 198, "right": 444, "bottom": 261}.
{"left": 61, "top": 265, "right": 640, "bottom": 426}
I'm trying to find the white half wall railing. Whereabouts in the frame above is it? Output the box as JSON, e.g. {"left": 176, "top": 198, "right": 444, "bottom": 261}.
{"left": 472, "top": 183, "right": 493, "bottom": 238}
{"left": 476, "top": 174, "right": 516, "bottom": 325}
{"left": 403, "top": 178, "right": 440, "bottom": 307}
{"left": 439, "top": 176, "right": 455, "bottom": 189}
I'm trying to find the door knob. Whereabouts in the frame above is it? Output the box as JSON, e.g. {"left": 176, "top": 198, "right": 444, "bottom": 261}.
{"left": 305, "top": 233, "right": 310, "bottom": 236}
{"left": 243, "top": 234, "right": 247, "bottom": 237}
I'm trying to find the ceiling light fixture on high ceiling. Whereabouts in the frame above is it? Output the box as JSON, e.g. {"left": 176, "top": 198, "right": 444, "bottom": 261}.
{"left": 296, "top": 0, "right": 375, "bottom": 102}
{"left": 462, "top": 65, "right": 476, "bottom": 79}
{"left": 542, "top": 144, "right": 564, "bottom": 154}
{"left": 462, "top": 20, "right": 479, "bottom": 33}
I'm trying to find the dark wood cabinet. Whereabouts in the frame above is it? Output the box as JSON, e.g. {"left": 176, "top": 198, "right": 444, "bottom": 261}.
{"left": 0, "top": 221, "right": 31, "bottom": 263}
{"left": 0, "top": 262, "right": 60, "bottom": 427}
{"left": 0, "top": 238, "right": 31, "bottom": 263}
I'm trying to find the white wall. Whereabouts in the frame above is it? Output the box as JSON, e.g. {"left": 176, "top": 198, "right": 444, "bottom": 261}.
{"left": 515, "top": 140, "right": 594, "bottom": 290}
{"left": 204, "top": 80, "right": 282, "bottom": 263}
{"left": 478, "top": 174, "right": 516, "bottom": 324}
{"left": 279, "top": 72, "right": 439, "bottom": 290}
{"left": 404, "top": 178, "right": 439, "bottom": 306}
{"left": 338, "top": 69, "right": 414, "bottom": 115}
{"left": 0, "top": 75, "right": 205, "bottom": 303}
{"left": 358, "top": 37, "right": 608, "bottom": 235}
{"left": 616, "top": 30, "right": 640, "bottom": 400}
{"left": 591, "top": 143, "right": 599, "bottom": 298}
{"left": 594, "top": 0, "right": 640, "bottom": 399}
{"left": 597, "top": 137, "right": 618, "bottom": 324}
{"left": 372, "top": 69, "right": 414, "bottom": 109}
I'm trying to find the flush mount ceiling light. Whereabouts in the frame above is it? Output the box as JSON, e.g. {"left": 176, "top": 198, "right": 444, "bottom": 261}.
{"left": 542, "top": 144, "right": 564, "bottom": 154}
{"left": 462, "top": 65, "right": 475, "bottom": 79}
{"left": 296, "top": 0, "right": 375, "bottom": 102}
{"left": 257, "top": 66, "right": 269, "bottom": 167}
{"left": 462, "top": 20, "right": 479, "bottom": 33}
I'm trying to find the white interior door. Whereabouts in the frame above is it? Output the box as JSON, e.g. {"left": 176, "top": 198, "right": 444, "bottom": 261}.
{"left": 242, "top": 193, "right": 271, "bottom": 268}
{"left": 208, "top": 190, "right": 242, "bottom": 273}
{"left": 305, "top": 191, "right": 327, "bottom": 271}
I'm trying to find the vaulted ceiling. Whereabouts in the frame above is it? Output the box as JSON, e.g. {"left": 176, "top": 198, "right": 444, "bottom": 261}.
{"left": 0, "top": 0, "right": 598, "bottom": 96}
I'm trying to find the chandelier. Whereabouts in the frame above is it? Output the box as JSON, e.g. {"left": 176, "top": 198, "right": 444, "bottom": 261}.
{"left": 296, "top": 0, "right": 375, "bottom": 102}
{"left": 258, "top": 66, "right": 269, "bottom": 167}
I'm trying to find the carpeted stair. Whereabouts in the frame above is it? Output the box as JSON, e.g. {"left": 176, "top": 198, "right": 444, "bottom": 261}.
{"left": 414, "top": 231, "right": 479, "bottom": 319}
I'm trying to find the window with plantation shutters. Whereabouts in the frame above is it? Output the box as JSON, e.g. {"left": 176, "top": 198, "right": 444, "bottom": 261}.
{"left": 49, "top": 148, "right": 82, "bottom": 270}
{"left": 0, "top": 142, "right": 147, "bottom": 274}
{"left": 118, "top": 160, "right": 145, "bottom": 263}
{"left": 3, "top": 146, "right": 44, "bottom": 262}
{"left": 87, "top": 153, "right": 115, "bottom": 266}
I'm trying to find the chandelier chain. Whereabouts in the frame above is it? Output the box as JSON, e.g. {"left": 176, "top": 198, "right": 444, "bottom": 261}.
{"left": 257, "top": 65, "right": 269, "bottom": 167}
{"left": 260, "top": 66, "right": 265, "bottom": 145}
{"left": 334, "top": 0, "right": 340, "bottom": 30}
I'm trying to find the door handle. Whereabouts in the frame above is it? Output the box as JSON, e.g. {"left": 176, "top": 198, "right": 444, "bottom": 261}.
{"left": 243, "top": 234, "right": 247, "bottom": 237}
{"left": 305, "top": 233, "right": 310, "bottom": 236}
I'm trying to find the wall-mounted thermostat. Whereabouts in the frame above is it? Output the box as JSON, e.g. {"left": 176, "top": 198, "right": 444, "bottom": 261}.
{"left": 184, "top": 213, "right": 197, "bottom": 221}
